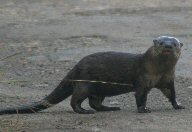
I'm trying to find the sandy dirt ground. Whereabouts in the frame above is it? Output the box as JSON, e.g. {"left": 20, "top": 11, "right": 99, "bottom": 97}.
{"left": 0, "top": 0, "right": 192, "bottom": 131}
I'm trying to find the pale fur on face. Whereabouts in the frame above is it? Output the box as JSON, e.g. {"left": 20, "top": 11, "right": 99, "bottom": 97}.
{"left": 151, "top": 36, "right": 182, "bottom": 59}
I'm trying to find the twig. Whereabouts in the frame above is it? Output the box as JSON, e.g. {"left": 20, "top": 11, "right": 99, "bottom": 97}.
{"left": 0, "top": 52, "right": 22, "bottom": 61}
{"left": 0, "top": 80, "right": 28, "bottom": 83}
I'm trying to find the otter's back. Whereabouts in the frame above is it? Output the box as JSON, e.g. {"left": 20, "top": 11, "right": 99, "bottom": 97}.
{"left": 72, "top": 52, "right": 143, "bottom": 84}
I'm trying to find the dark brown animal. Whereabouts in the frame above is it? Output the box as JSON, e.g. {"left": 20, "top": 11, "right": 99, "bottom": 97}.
{"left": 0, "top": 36, "right": 185, "bottom": 114}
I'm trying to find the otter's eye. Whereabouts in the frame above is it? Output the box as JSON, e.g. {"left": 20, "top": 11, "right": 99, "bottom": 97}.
{"left": 159, "top": 42, "right": 164, "bottom": 46}
{"left": 173, "top": 43, "right": 177, "bottom": 47}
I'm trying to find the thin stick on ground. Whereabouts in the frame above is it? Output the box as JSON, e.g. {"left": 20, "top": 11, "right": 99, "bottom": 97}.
{"left": 0, "top": 52, "right": 22, "bottom": 61}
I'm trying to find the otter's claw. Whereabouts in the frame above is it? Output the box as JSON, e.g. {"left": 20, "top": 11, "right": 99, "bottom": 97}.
{"left": 138, "top": 107, "right": 151, "bottom": 113}
{"left": 174, "top": 105, "right": 185, "bottom": 110}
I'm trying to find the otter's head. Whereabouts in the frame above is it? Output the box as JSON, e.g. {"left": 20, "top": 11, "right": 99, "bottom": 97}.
{"left": 152, "top": 36, "right": 183, "bottom": 59}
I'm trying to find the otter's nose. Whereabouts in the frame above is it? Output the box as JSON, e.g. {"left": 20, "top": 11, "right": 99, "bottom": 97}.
{"left": 164, "top": 44, "right": 173, "bottom": 49}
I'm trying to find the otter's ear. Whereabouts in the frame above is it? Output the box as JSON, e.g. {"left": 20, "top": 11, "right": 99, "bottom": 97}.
{"left": 180, "top": 43, "right": 183, "bottom": 47}
{"left": 153, "top": 39, "right": 159, "bottom": 46}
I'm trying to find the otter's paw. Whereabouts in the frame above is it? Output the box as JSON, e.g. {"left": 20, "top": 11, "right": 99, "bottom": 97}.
{"left": 174, "top": 105, "right": 185, "bottom": 110}
{"left": 138, "top": 107, "right": 151, "bottom": 113}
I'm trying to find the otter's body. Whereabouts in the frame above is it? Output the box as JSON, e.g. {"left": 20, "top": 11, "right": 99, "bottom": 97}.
{"left": 0, "top": 36, "right": 185, "bottom": 114}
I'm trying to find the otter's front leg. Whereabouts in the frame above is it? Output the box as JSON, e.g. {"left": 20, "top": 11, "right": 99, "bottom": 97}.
{"left": 160, "top": 80, "right": 185, "bottom": 109}
{"left": 135, "top": 85, "right": 151, "bottom": 113}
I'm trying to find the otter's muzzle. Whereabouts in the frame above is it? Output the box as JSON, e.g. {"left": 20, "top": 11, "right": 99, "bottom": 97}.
{"left": 162, "top": 43, "right": 174, "bottom": 55}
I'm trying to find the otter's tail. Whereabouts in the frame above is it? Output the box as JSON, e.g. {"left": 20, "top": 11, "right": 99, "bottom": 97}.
{"left": 0, "top": 80, "right": 73, "bottom": 115}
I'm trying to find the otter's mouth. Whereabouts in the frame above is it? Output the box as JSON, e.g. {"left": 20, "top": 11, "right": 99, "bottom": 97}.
{"left": 162, "top": 49, "right": 174, "bottom": 55}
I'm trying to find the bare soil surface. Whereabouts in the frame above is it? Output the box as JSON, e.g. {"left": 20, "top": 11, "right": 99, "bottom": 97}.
{"left": 0, "top": 0, "right": 192, "bottom": 131}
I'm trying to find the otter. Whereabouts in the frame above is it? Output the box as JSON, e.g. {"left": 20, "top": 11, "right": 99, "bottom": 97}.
{"left": 0, "top": 36, "right": 185, "bottom": 114}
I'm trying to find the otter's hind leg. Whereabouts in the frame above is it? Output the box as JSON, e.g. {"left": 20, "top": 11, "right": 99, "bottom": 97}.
{"left": 89, "top": 96, "right": 120, "bottom": 111}
{"left": 70, "top": 82, "right": 94, "bottom": 114}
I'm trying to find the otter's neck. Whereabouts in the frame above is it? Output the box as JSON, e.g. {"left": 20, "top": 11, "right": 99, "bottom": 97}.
{"left": 143, "top": 46, "right": 178, "bottom": 74}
